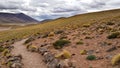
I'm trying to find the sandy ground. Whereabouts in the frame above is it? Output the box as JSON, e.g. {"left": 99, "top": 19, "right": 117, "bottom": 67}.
{"left": 11, "top": 39, "right": 47, "bottom": 68}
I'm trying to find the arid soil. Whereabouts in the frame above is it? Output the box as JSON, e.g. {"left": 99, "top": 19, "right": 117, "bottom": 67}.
{"left": 11, "top": 39, "right": 47, "bottom": 68}
{"left": 31, "top": 22, "right": 120, "bottom": 68}
{"left": 1, "top": 21, "right": 120, "bottom": 68}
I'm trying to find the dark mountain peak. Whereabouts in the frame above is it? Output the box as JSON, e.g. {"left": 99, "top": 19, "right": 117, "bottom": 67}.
{"left": 0, "top": 12, "right": 38, "bottom": 24}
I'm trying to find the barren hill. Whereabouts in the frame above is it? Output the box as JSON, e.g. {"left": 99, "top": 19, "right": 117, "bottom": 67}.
{"left": 0, "top": 13, "right": 38, "bottom": 25}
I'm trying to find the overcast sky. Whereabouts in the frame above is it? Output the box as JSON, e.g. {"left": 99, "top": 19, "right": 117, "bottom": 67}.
{"left": 0, "top": 0, "right": 120, "bottom": 21}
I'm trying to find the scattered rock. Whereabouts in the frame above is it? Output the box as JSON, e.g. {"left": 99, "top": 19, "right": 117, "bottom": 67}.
{"left": 105, "top": 54, "right": 113, "bottom": 59}
{"left": 95, "top": 49, "right": 100, "bottom": 53}
{"left": 43, "top": 52, "right": 54, "bottom": 63}
{"left": 116, "top": 45, "right": 120, "bottom": 48}
{"left": 87, "top": 50, "right": 94, "bottom": 55}
{"left": 6, "top": 55, "right": 23, "bottom": 68}
{"left": 55, "top": 30, "right": 64, "bottom": 34}
{"left": 11, "top": 62, "right": 23, "bottom": 68}
{"left": 96, "top": 56, "right": 104, "bottom": 60}
{"left": 106, "top": 46, "right": 117, "bottom": 52}
{"left": 47, "top": 59, "right": 59, "bottom": 68}
{"left": 38, "top": 47, "right": 48, "bottom": 55}
{"left": 40, "top": 43, "right": 48, "bottom": 47}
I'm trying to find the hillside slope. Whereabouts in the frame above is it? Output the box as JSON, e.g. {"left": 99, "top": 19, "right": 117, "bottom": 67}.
{"left": 0, "top": 13, "right": 38, "bottom": 25}
{"left": 0, "top": 9, "right": 120, "bottom": 42}
{"left": 0, "top": 9, "right": 120, "bottom": 68}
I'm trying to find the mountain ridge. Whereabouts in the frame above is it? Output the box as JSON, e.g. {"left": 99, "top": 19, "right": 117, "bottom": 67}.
{"left": 0, "top": 13, "right": 38, "bottom": 25}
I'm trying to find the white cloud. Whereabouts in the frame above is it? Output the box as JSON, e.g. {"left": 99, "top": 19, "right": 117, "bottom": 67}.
{"left": 0, "top": 0, "right": 120, "bottom": 21}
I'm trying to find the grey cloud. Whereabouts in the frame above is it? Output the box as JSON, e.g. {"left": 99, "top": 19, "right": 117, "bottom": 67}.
{"left": 90, "top": 1, "right": 106, "bottom": 8}
{"left": 0, "top": 0, "right": 120, "bottom": 21}
{"left": 53, "top": 7, "right": 81, "bottom": 13}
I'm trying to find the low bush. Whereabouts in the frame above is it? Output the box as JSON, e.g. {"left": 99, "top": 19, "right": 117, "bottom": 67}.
{"left": 55, "top": 50, "right": 71, "bottom": 59}
{"left": 55, "top": 30, "right": 64, "bottom": 34}
{"left": 86, "top": 55, "right": 96, "bottom": 60}
{"left": 2, "top": 49, "right": 10, "bottom": 56}
{"left": 0, "top": 46, "right": 4, "bottom": 52}
{"left": 24, "top": 37, "right": 35, "bottom": 44}
{"left": 83, "top": 24, "right": 90, "bottom": 27}
{"left": 107, "top": 32, "right": 120, "bottom": 39}
{"left": 76, "top": 41, "right": 84, "bottom": 45}
{"left": 53, "top": 39, "right": 70, "bottom": 49}
{"left": 48, "top": 32, "right": 55, "bottom": 37}
{"left": 85, "top": 36, "right": 93, "bottom": 39}
{"left": 80, "top": 50, "right": 87, "bottom": 55}
{"left": 106, "top": 22, "right": 115, "bottom": 25}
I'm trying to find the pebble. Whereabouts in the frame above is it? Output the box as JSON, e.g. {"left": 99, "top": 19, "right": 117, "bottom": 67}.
{"left": 106, "top": 46, "right": 117, "bottom": 52}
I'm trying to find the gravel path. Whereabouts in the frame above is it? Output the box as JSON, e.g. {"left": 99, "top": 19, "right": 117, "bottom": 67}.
{"left": 11, "top": 39, "right": 47, "bottom": 68}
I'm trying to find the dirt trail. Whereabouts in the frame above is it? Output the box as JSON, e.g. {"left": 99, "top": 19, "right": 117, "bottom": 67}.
{"left": 11, "top": 39, "right": 47, "bottom": 68}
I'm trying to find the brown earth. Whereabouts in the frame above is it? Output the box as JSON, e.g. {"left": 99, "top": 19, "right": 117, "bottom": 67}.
{"left": 11, "top": 39, "right": 47, "bottom": 68}
{"left": 31, "top": 22, "right": 120, "bottom": 68}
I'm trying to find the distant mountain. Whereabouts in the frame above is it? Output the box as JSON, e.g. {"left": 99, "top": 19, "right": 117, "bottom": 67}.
{"left": 39, "top": 17, "right": 67, "bottom": 23}
{"left": 0, "top": 13, "right": 38, "bottom": 25}
{"left": 40, "top": 19, "right": 53, "bottom": 23}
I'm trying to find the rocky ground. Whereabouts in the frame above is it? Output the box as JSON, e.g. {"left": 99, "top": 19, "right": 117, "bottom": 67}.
{"left": 0, "top": 20, "right": 120, "bottom": 68}
{"left": 30, "top": 21, "right": 120, "bottom": 68}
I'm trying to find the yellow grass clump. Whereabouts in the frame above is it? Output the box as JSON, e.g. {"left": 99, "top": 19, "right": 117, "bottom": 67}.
{"left": 111, "top": 54, "right": 120, "bottom": 65}
{"left": 55, "top": 50, "right": 71, "bottom": 59}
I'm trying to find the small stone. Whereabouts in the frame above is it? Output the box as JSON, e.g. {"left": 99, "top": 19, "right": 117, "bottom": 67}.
{"left": 43, "top": 52, "right": 54, "bottom": 63}
{"left": 96, "top": 49, "right": 100, "bottom": 53}
{"left": 56, "top": 61, "right": 68, "bottom": 68}
{"left": 96, "top": 56, "right": 104, "bottom": 60}
{"left": 116, "top": 45, "right": 120, "bottom": 48}
{"left": 11, "top": 63, "right": 22, "bottom": 68}
{"left": 106, "top": 46, "right": 117, "bottom": 52}
{"left": 87, "top": 50, "right": 94, "bottom": 55}
{"left": 38, "top": 47, "right": 48, "bottom": 55}
{"left": 40, "top": 44, "right": 48, "bottom": 47}
{"left": 105, "top": 54, "right": 113, "bottom": 59}
{"left": 71, "top": 54, "right": 76, "bottom": 56}
{"left": 48, "top": 59, "right": 59, "bottom": 68}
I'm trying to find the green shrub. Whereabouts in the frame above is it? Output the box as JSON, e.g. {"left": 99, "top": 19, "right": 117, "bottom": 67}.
{"left": 0, "top": 46, "right": 4, "bottom": 52}
{"left": 85, "top": 36, "right": 92, "bottom": 39}
{"left": 24, "top": 37, "right": 35, "bottom": 44}
{"left": 106, "top": 22, "right": 115, "bottom": 25}
{"left": 86, "top": 55, "right": 96, "bottom": 60}
{"left": 107, "top": 32, "right": 120, "bottom": 39}
{"left": 76, "top": 41, "right": 84, "bottom": 45}
{"left": 53, "top": 39, "right": 70, "bottom": 49}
